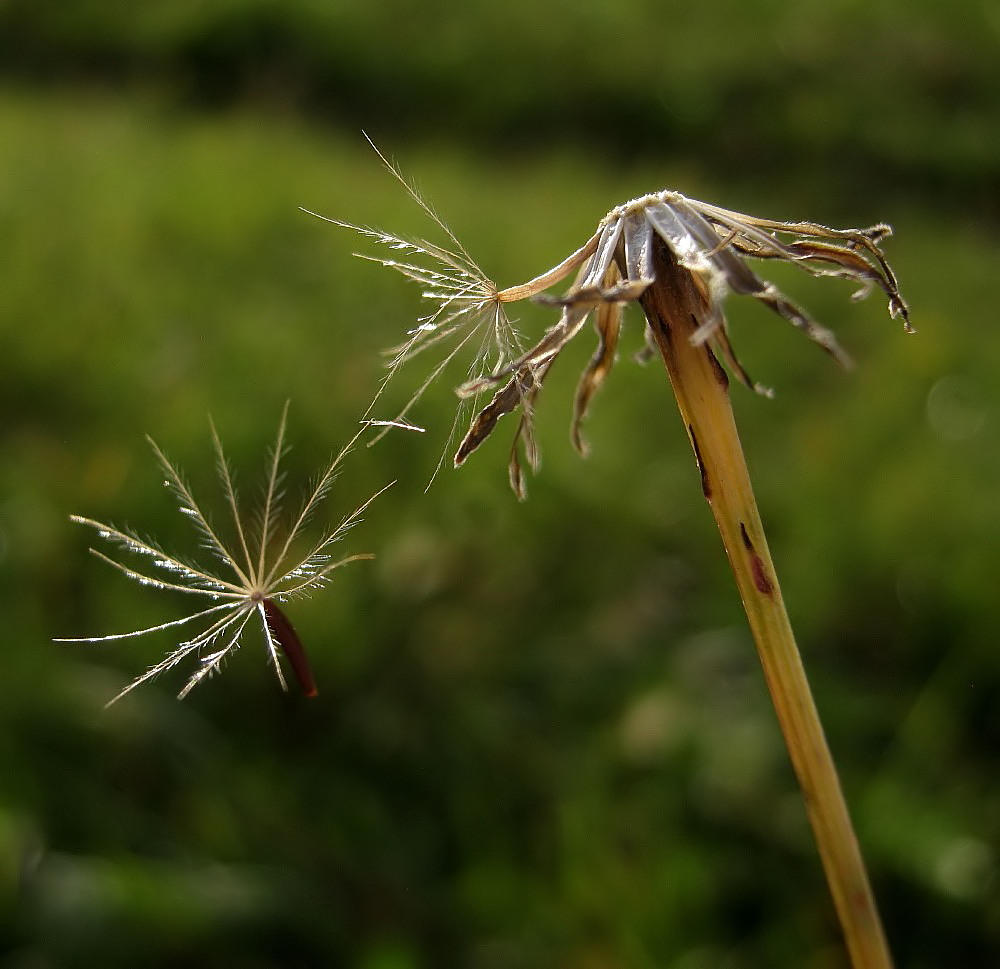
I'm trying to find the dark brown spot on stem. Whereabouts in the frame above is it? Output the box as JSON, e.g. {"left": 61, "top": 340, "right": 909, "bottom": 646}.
{"left": 262, "top": 598, "right": 318, "bottom": 697}
{"left": 653, "top": 315, "right": 674, "bottom": 352}
{"left": 751, "top": 557, "right": 775, "bottom": 597}
{"left": 705, "top": 341, "right": 729, "bottom": 390}
{"left": 739, "top": 522, "right": 774, "bottom": 597}
{"left": 688, "top": 424, "right": 711, "bottom": 500}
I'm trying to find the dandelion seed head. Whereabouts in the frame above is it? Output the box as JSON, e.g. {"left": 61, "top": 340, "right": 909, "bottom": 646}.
{"left": 323, "top": 144, "right": 908, "bottom": 496}
{"left": 350, "top": 174, "right": 910, "bottom": 496}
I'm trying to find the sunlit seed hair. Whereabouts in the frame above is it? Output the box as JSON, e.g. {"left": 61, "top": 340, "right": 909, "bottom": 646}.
{"left": 323, "top": 148, "right": 910, "bottom": 497}
{"left": 57, "top": 404, "right": 390, "bottom": 703}
{"left": 303, "top": 137, "right": 526, "bottom": 483}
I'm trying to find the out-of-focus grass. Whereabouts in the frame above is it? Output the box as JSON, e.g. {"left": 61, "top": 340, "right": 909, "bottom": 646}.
{"left": 1, "top": 84, "right": 998, "bottom": 967}
{"left": 2, "top": 0, "right": 998, "bottom": 211}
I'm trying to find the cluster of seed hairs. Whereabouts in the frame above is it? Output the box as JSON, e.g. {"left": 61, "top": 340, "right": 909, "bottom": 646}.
{"left": 59, "top": 404, "right": 390, "bottom": 703}
{"left": 327, "top": 152, "right": 910, "bottom": 497}
{"left": 302, "top": 138, "right": 527, "bottom": 484}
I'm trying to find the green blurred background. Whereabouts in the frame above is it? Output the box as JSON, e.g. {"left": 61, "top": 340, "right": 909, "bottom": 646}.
{"left": 2, "top": 1, "right": 998, "bottom": 966}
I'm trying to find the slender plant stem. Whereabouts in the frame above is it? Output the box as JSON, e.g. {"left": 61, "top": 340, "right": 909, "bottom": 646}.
{"left": 636, "top": 237, "right": 893, "bottom": 969}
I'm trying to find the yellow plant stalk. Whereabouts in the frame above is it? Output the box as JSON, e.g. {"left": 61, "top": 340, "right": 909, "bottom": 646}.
{"left": 331, "top": 165, "right": 911, "bottom": 967}
{"left": 639, "top": 235, "right": 893, "bottom": 969}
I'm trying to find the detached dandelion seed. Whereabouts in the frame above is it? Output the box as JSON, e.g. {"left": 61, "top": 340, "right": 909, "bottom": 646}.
{"left": 58, "top": 404, "right": 391, "bottom": 703}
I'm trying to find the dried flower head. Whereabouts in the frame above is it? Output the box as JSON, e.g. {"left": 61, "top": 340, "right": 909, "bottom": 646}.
{"left": 330, "top": 162, "right": 910, "bottom": 497}
{"left": 58, "top": 405, "right": 390, "bottom": 703}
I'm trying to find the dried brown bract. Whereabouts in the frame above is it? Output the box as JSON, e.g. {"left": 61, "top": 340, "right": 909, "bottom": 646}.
{"left": 461, "top": 192, "right": 910, "bottom": 496}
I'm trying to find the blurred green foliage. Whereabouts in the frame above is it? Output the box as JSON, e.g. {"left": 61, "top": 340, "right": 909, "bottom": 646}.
{"left": 1, "top": 2, "right": 998, "bottom": 967}
{"left": 1, "top": 0, "right": 998, "bottom": 210}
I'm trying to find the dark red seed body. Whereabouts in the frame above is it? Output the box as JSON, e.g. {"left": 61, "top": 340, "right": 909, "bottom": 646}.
{"left": 262, "top": 598, "right": 318, "bottom": 697}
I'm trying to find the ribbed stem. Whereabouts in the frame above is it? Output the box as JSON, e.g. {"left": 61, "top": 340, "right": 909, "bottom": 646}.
{"left": 637, "top": 237, "right": 893, "bottom": 969}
